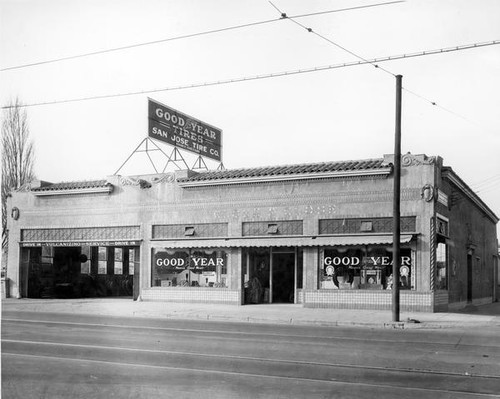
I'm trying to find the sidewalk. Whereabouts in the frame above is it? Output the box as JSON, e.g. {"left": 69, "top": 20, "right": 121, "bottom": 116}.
{"left": 2, "top": 297, "right": 500, "bottom": 329}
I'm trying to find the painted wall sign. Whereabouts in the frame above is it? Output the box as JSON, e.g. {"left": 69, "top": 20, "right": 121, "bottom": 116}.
{"left": 20, "top": 241, "right": 141, "bottom": 247}
{"left": 148, "top": 98, "right": 223, "bottom": 161}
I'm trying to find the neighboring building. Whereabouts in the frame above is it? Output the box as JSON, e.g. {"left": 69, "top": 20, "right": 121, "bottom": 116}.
{"left": 5, "top": 153, "right": 499, "bottom": 312}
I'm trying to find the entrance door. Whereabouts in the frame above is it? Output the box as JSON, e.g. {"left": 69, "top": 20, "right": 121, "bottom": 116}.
{"left": 467, "top": 253, "right": 473, "bottom": 303}
{"left": 243, "top": 248, "right": 298, "bottom": 304}
{"left": 272, "top": 252, "right": 295, "bottom": 303}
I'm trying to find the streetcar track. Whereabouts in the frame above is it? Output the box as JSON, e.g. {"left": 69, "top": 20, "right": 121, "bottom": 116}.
{"left": 3, "top": 338, "right": 500, "bottom": 380}
{"left": 3, "top": 351, "right": 498, "bottom": 398}
{"left": 3, "top": 317, "right": 499, "bottom": 351}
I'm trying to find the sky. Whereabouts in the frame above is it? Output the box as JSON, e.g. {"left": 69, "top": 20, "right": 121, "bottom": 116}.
{"left": 1, "top": 0, "right": 499, "bottom": 228}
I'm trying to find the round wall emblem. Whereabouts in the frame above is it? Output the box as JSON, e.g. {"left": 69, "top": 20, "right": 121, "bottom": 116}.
{"left": 421, "top": 184, "right": 435, "bottom": 202}
{"left": 11, "top": 207, "right": 20, "bottom": 220}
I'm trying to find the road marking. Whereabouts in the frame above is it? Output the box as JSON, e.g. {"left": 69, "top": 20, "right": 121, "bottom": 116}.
{"left": 3, "top": 338, "right": 499, "bottom": 380}
{"left": 3, "top": 352, "right": 497, "bottom": 397}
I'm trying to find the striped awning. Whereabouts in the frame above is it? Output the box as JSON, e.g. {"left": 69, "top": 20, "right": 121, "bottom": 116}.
{"left": 152, "top": 234, "right": 414, "bottom": 249}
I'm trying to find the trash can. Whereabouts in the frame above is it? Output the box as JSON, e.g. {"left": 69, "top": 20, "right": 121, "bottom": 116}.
{"left": 1, "top": 277, "right": 9, "bottom": 299}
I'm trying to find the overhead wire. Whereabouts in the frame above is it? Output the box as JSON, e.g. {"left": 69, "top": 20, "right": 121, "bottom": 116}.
{"left": 401, "top": 87, "right": 480, "bottom": 124}
{"left": 475, "top": 182, "right": 500, "bottom": 194}
{"left": 268, "top": 1, "right": 488, "bottom": 125}
{"left": 473, "top": 175, "right": 500, "bottom": 193}
{"left": 2, "top": 40, "right": 499, "bottom": 109}
{"left": 0, "top": 0, "right": 404, "bottom": 72}
{"left": 269, "top": 1, "right": 396, "bottom": 77}
{"left": 472, "top": 174, "right": 500, "bottom": 188}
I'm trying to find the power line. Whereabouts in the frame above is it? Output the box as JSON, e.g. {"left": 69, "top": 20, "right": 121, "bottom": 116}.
{"left": 0, "top": 1, "right": 404, "bottom": 72}
{"left": 1, "top": 40, "right": 498, "bottom": 110}
{"left": 473, "top": 176, "right": 500, "bottom": 192}
{"left": 270, "top": 1, "right": 396, "bottom": 77}
{"left": 275, "top": 0, "right": 405, "bottom": 19}
{"left": 476, "top": 184, "right": 500, "bottom": 194}
{"left": 472, "top": 174, "right": 500, "bottom": 188}
{"left": 269, "top": 2, "right": 494, "bottom": 126}
{"left": 401, "top": 87, "right": 479, "bottom": 124}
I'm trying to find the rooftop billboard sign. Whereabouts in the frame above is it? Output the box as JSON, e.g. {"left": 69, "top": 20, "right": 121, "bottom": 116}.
{"left": 148, "top": 99, "right": 223, "bottom": 162}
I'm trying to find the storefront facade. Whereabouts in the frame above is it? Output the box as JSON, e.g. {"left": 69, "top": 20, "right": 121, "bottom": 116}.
{"left": 5, "top": 153, "right": 498, "bottom": 311}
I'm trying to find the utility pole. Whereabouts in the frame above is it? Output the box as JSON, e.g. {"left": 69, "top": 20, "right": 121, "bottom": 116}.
{"left": 392, "top": 75, "right": 402, "bottom": 322}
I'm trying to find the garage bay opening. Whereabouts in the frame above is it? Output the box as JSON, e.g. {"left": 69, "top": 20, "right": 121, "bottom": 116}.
{"left": 19, "top": 245, "right": 139, "bottom": 299}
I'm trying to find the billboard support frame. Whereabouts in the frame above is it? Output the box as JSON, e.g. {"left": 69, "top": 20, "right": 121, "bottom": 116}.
{"left": 114, "top": 137, "right": 188, "bottom": 175}
{"left": 115, "top": 99, "right": 225, "bottom": 175}
{"left": 162, "top": 147, "right": 190, "bottom": 172}
{"left": 192, "top": 156, "right": 208, "bottom": 171}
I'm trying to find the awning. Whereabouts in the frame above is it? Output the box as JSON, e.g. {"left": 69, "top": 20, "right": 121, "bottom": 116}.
{"left": 153, "top": 234, "right": 414, "bottom": 249}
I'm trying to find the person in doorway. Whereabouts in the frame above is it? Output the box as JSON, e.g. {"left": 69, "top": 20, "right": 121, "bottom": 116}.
{"left": 249, "top": 276, "right": 263, "bottom": 303}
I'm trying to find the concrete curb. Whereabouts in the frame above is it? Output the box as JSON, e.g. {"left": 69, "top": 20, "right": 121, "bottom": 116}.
{"left": 2, "top": 298, "right": 500, "bottom": 330}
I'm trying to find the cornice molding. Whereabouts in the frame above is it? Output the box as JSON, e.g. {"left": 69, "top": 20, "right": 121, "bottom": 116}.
{"left": 32, "top": 186, "right": 113, "bottom": 197}
{"left": 177, "top": 168, "right": 392, "bottom": 187}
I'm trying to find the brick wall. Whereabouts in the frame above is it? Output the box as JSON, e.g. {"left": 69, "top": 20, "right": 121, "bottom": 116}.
{"left": 438, "top": 177, "right": 497, "bottom": 307}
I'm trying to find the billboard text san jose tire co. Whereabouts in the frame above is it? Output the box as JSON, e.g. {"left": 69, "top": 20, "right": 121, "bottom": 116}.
{"left": 148, "top": 99, "right": 223, "bottom": 161}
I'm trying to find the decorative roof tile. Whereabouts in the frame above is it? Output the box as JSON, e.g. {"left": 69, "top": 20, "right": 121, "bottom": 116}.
{"left": 178, "top": 158, "right": 389, "bottom": 183}
{"left": 32, "top": 180, "right": 111, "bottom": 192}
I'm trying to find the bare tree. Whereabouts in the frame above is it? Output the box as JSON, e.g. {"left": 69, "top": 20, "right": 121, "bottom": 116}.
{"left": 1, "top": 98, "right": 36, "bottom": 259}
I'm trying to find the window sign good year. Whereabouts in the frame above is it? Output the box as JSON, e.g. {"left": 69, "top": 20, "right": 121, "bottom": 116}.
{"left": 321, "top": 247, "right": 413, "bottom": 290}
{"left": 152, "top": 248, "right": 227, "bottom": 288}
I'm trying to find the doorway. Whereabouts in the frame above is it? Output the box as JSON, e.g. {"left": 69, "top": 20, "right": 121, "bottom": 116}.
{"left": 272, "top": 252, "right": 295, "bottom": 303}
{"left": 243, "top": 247, "right": 300, "bottom": 304}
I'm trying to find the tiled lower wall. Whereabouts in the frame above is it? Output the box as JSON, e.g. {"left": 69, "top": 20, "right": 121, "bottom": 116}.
{"left": 434, "top": 290, "right": 449, "bottom": 311}
{"left": 296, "top": 289, "right": 304, "bottom": 304}
{"left": 141, "top": 288, "right": 241, "bottom": 304}
{"left": 302, "top": 290, "right": 434, "bottom": 312}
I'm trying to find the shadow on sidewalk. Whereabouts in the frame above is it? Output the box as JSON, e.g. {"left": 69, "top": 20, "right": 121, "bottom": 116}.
{"left": 451, "top": 301, "right": 500, "bottom": 316}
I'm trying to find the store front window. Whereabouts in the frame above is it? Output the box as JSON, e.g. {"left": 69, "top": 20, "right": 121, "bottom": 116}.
{"left": 80, "top": 246, "right": 91, "bottom": 274}
{"left": 114, "top": 248, "right": 123, "bottom": 275}
{"left": 436, "top": 241, "right": 448, "bottom": 289}
{"left": 151, "top": 248, "right": 228, "bottom": 288}
{"left": 320, "top": 246, "right": 413, "bottom": 290}
{"left": 435, "top": 216, "right": 449, "bottom": 290}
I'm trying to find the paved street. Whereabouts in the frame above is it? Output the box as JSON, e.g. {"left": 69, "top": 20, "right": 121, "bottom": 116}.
{"left": 2, "top": 306, "right": 500, "bottom": 398}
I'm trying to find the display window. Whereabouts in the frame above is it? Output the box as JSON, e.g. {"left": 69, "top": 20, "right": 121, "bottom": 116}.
{"left": 436, "top": 241, "right": 448, "bottom": 289}
{"left": 320, "top": 246, "right": 413, "bottom": 290}
{"left": 80, "top": 246, "right": 91, "bottom": 274}
{"left": 114, "top": 248, "right": 123, "bottom": 275}
{"left": 151, "top": 248, "right": 228, "bottom": 288}
{"left": 435, "top": 215, "right": 449, "bottom": 290}
{"left": 128, "top": 248, "right": 137, "bottom": 275}
{"left": 98, "top": 247, "right": 107, "bottom": 274}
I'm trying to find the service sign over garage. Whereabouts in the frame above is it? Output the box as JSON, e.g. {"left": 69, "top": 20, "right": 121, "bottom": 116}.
{"left": 148, "top": 98, "right": 223, "bottom": 161}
